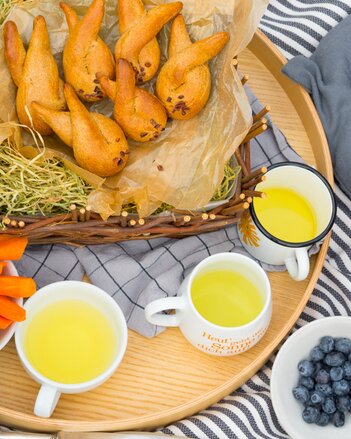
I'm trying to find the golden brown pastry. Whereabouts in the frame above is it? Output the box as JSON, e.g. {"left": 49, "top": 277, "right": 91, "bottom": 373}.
{"left": 61, "top": 0, "right": 115, "bottom": 102}
{"left": 115, "top": 1, "right": 183, "bottom": 84}
{"left": 32, "top": 84, "right": 128, "bottom": 177}
{"left": 156, "top": 15, "right": 229, "bottom": 120}
{"left": 118, "top": 0, "right": 160, "bottom": 84}
{"left": 3, "top": 16, "right": 66, "bottom": 135}
{"left": 97, "top": 58, "right": 167, "bottom": 143}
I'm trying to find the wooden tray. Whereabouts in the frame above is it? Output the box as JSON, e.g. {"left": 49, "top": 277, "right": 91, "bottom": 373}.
{"left": 0, "top": 30, "right": 333, "bottom": 432}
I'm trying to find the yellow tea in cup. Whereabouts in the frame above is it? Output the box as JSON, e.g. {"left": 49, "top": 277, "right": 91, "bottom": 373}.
{"left": 24, "top": 299, "right": 118, "bottom": 384}
{"left": 191, "top": 270, "right": 264, "bottom": 327}
{"left": 253, "top": 187, "right": 317, "bottom": 242}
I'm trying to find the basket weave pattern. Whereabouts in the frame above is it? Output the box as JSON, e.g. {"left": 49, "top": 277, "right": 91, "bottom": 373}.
{"left": 0, "top": 72, "right": 269, "bottom": 245}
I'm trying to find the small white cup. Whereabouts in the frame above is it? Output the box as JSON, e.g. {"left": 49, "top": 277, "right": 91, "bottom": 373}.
{"left": 238, "top": 163, "right": 336, "bottom": 281}
{"left": 15, "top": 281, "right": 128, "bottom": 418}
{"left": 145, "top": 253, "right": 272, "bottom": 356}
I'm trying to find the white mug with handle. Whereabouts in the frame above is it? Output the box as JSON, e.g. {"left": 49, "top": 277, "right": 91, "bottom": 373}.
{"left": 238, "top": 163, "right": 336, "bottom": 281}
{"left": 145, "top": 253, "right": 272, "bottom": 356}
{"left": 15, "top": 281, "right": 128, "bottom": 418}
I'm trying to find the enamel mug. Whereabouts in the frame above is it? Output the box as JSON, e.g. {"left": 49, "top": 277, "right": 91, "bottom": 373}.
{"left": 15, "top": 281, "right": 128, "bottom": 418}
{"left": 145, "top": 253, "right": 272, "bottom": 356}
{"left": 238, "top": 163, "right": 336, "bottom": 281}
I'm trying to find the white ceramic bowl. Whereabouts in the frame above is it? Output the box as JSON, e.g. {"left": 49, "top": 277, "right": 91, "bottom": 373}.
{"left": 271, "top": 316, "right": 351, "bottom": 439}
{"left": 0, "top": 261, "right": 23, "bottom": 350}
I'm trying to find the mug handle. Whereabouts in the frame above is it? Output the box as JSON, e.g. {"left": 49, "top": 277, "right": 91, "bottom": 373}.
{"left": 284, "top": 248, "right": 310, "bottom": 281}
{"left": 34, "top": 384, "right": 61, "bottom": 418}
{"left": 145, "top": 297, "right": 185, "bottom": 327}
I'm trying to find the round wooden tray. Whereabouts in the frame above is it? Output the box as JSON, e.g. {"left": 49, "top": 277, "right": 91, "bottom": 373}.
{"left": 0, "top": 30, "right": 333, "bottom": 432}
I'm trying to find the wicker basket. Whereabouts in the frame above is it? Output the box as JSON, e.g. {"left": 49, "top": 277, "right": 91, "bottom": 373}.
{"left": 0, "top": 74, "right": 269, "bottom": 246}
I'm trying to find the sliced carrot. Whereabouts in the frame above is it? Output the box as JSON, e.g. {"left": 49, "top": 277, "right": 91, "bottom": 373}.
{"left": 0, "top": 235, "right": 12, "bottom": 242}
{"left": 0, "top": 276, "right": 36, "bottom": 298}
{"left": 0, "top": 296, "right": 26, "bottom": 322}
{"left": 0, "top": 236, "right": 28, "bottom": 261}
{"left": 0, "top": 261, "right": 7, "bottom": 275}
{"left": 0, "top": 315, "right": 12, "bottom": 330}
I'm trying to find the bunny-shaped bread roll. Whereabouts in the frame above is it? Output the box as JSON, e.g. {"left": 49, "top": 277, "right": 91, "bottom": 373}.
{"left": 61, "top": 0, "right": 115, "bottom": 102}
{"left": 118, "top": 0, "right": 160, "bottom": 83}
{"left": 3, "top": 16, "right": 66, "bottom": 135}
{"left": 115, "top": 1, "right": 183, "bottom": 84}
{"left": 32, "top": 84, "right": 128, "bottom": 177}
{"left": 156, "top": 15, "right": 229, "bottom": 120}
{"left": 98, "top": 58, "right": 167, "bottom": 143}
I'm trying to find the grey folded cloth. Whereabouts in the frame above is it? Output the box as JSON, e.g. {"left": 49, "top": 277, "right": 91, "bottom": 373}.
{"left": 282, "top": 14, "right": 351, "bottom": 198}
{"left": 15, "top": 87, "right": 306, "bottom": 338}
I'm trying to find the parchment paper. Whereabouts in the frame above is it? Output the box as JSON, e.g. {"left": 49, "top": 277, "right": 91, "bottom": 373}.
{"left": 0, "top": 0, "right": 269, "bottom": 218}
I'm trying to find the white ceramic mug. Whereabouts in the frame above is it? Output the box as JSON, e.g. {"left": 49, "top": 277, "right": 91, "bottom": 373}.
{"left": 15, "top": 281, "right": 128, "bottom": 418}
{"left": 145, "top": 253, "right": 272, "bottom": 356}
{"left": 238, "top": 163, "right": 336, "bottom": 281}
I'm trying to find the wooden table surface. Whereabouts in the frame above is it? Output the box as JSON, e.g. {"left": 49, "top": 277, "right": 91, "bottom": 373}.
{"left": 0, "top": 30, "right": 333, "bottom": 432}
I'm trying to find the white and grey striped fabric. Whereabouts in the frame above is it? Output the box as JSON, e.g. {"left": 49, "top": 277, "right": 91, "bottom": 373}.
{"left": 261, "top": 0, "right": 351, "bottom": 59}
{"left": 161, "top": 2, "right": 351, "bottom": 438}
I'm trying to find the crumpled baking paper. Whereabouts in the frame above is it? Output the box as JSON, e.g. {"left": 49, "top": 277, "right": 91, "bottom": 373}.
{"left": 0, "top": 0, "right": 269, "bottom": 218}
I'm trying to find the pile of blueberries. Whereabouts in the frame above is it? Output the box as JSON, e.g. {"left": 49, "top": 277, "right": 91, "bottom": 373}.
{"left": 293, "top": 336, "right": 351, "bottom": 427}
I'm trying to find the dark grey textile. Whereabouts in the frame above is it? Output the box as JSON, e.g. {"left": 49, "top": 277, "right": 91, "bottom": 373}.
{"left": 282, "top": 14, "right": 351, "bottom": 198}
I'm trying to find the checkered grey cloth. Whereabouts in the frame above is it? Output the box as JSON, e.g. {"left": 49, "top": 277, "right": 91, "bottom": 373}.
{"left": 15, "top": 86, "right": 305, "bottom": 338}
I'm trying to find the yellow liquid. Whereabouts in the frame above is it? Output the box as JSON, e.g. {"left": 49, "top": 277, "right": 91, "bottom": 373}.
{"left": 191, "top": 270, "right": 264, "bottom": 327}
{"left": 24, "top": 300, "right": 117, "bottom": 384}
{"left": 253, "top": 187, "right": 317, "bottom": 242}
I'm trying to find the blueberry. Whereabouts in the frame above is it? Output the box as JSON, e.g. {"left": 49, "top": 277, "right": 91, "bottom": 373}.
{"left": 310, "top": 346, "right": 325, "bottom": 362}
{"left": 335, "top": 338, "right": 351, "bottom": 355}
{"left": 315, "top": 369, "right": 330, "bottom": 384}
{"left": 333, "top": 410, "right": 345, "bottom": 427}
{"left": 298, "top": 360, "right": 315, "bottom": 377}
{"left": 348, "top": 352, "right": 351, "bottom": 362}
{"left": 292, "top": 386, "right": 310, "bottom": 403}
{"left": 316, "top": 411, "right": 330, "bottom": 426}
{"left": 302, "top": 406, "right": 320, "bottom": 424}
{"left": 330, "top": 366, "right": 344, "bottom": 381}
{"left": 310, "top": 391, "right": 325, "bottom": 405}
{"left": 323, "top": 397, "right": 337, "bottom": 414}
{"left": 304, "top": 400, "right": 315, "bottom": 407}
{"left": 337, "top": 395, "right": 351, "bottom": 412}
{"left": 299, "top": 376, "right": 315, "bottom": 390}
{"left": 343, "top": 361, "right": 351, "bottom": 379}
{"left": 320, "top": 336, "right": 335, "bottom": 353}
{"left": 333, "top": 380, "right": 350, "bottom": 396}
{"left": 324, "top": 352, "right": 346, "bottom": 367}
{"left": 315, "top": 383, "right": 333, "bottom": 396}
{"left": 314, "top": 362, "right": 323, "bottom": 375}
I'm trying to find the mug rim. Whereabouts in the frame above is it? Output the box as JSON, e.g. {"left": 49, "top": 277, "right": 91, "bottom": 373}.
{"left": 15, "top": 280, "right": 128, "bottom": 391}
{"left": 186, "top": 252, "right": 272, "bottom": 332}
{"left": 250, "top": 162, "right": 336, "bottom": 248}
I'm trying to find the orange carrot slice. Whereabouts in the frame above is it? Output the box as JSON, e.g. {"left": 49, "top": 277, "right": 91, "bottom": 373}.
{"left": 0, "top": 276, "right": 36, "bottom": 298}
{"left": 0, "top": 296, "right": 26, "bottom": 322}
{"left": 0, "top": 261, "right": 7, "bottom": 275}
{"left": 0, "top": 315, "right": 12, "bottom": 330}
{"left": 0, "top": 236, "right": 28, "bottom": 261}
